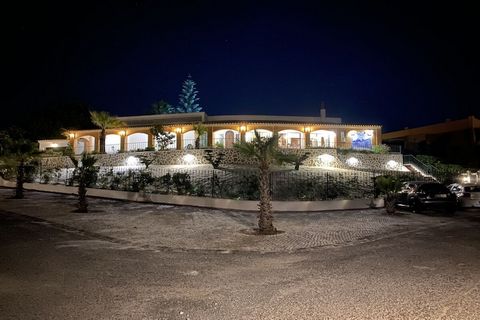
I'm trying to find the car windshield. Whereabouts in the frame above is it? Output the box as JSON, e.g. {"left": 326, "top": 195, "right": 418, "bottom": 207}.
{"left": 418, "top": 183, "right": 449, "bottom": 194}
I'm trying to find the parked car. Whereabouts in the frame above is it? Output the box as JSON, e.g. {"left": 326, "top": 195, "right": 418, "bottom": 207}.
{"left": 397, "top": 181, "right": 457, "bottom": 214}
{"left": 448, "top": 183, "right": 480, "bottom": 208}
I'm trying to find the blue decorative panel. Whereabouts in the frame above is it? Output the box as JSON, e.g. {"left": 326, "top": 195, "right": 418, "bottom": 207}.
{"left": 352, "top": 132, "right": 372, "bottom": 150}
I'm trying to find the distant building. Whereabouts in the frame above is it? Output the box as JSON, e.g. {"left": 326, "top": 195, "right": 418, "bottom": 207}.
{"left": 382, "top": 116, "right": 480, "bottom": 167}
{"left": 44, "top": 107, "right": 382, "bottom": 154}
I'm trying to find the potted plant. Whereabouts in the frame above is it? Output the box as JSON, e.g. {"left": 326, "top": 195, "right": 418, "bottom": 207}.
{"left": 375, "top": 175, "right": 402, "bottom": 214}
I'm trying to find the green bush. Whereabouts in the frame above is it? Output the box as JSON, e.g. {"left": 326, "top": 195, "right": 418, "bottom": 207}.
{"left": 172, "top": 172, "right": 193, "bottom": 195}
{"left": 372, "top": 144, "right": 390, "bottom": 154}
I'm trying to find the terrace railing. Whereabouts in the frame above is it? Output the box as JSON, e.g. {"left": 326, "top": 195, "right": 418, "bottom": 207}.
{"left": 403, "top": 155, "right": 440, "bottom": 180}
{"left": 126, "top": 142, "right": 149, "bottom": 151}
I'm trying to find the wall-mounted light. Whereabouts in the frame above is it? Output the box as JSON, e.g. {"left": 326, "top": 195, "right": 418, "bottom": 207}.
{"left": 126, "top": 156, "right": 139, "bottom": 167}
{"left": 347, "top": 130, "right": 357, "bottom": 139}
{"left": 68, "top": 133, "right": 75, "bottom": 139}
{"left": 182, "top": 154, "right": 196, "bottom": 165}
{"left": 175, "top": 127, "right": 182, "bottom": 133}
{"left": 346, "top": 157, "right": 360, "bottom": 167}
{"left": 119, "top": 130, "right": 126, "bottom": 136}
{"left": 385, "top": 160, "right": 399, "bottom": 170}
{"left": 239, "top": 125, "right": 247, "bottom": 132}
{"left": 318, "top": 154, "right": 335, "bottom": 166}
{"left": 304, "top": 126, "right": 311, "bottom": 133}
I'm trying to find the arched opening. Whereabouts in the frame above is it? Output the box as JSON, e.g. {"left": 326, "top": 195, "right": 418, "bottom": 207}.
{"left": 76, "top": 135, "right": 96, "bottom": 155}
{"left": 245, "top": 129, "right": 273, "bottom": 142}
{"left": 127, "top": 133, "right": 148, "bottom": 151}
{"left": 310, "top": 130, "right": 336, "bottom": 148}
{"left": 213, "top": 129, "right": 240, "bottom": 148}
{"left": 278, "top": 130, "right": 304, "bottom": 149}
{"left": 105, "top": 134, "right": 121, "bottom": 154}
{"left": 348, "top": 130, "right": 373, "bottom": 150}
{"left": 183, "top": 130, "right": 207, "bottom": 149}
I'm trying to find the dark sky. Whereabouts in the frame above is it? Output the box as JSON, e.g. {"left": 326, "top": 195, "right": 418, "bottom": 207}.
{"left": 2, "top": 0, "right": 479, "bottom": 132}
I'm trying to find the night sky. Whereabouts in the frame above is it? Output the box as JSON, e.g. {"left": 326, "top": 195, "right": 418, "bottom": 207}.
{"left": 3, "top": 0, "right": 479, "bottom": 133}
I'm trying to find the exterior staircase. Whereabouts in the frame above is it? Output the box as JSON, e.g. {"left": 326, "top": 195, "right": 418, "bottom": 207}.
{"left": 403, "top": 155, "right": 439, "bottom": 181}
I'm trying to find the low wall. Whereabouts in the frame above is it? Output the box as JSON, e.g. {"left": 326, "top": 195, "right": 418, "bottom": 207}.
{"left": 0, "top": 178, "right": 374, "bottom": 212}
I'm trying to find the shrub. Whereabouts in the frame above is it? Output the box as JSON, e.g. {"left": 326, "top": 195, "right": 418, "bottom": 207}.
{"left": 372, "top": 144, "right": 391, "bottom": 154}
{"left": 172, "top": 172, "right": 193, "bottom": 195}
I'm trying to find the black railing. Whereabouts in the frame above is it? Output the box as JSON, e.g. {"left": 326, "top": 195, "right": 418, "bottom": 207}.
{"left": 38, "top": 166, "right": 423, "bottom": 202}
{"left": 403, "top": 155, "right": 439, "bottom": 179}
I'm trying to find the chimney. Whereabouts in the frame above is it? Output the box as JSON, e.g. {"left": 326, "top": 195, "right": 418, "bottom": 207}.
{"left": 320, "top": 101, "right": 326, "bottom": 120}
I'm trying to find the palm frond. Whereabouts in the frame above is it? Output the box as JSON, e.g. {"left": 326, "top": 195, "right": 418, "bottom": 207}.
{"left": 90, "top": 111, "right": 126, "bottom": 129}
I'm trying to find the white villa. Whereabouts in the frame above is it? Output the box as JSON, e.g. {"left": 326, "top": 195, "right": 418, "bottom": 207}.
{"left": 39, "top": 108, "right": 382, "bottom": 155}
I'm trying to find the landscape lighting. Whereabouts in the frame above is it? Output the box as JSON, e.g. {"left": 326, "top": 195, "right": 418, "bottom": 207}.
{"left": 126, "top": 156, "right": 139, "bottom": 167}
{"left": 318, "top": 154, "right": 335, "bottom": 166}
{"left": 385, "top": 160, "right": 399, "bottom": 170}
{"left": 183, "top": 154, "right": 196, "bottom": 165}
{"left": 346, "top": 157, "right": 359, "bottom": 167}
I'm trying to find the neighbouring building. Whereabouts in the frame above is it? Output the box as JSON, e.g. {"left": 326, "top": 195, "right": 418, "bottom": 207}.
{"left": 39, "top": 107, "right": 383, "bottom": 155}
{"left": 382, "top": 115, "right": 480, "bottom": 167}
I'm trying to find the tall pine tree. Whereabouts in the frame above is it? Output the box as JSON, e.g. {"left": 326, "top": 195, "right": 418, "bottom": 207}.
{"left": 176, "top": 75, "right": 203, "bottom": 113}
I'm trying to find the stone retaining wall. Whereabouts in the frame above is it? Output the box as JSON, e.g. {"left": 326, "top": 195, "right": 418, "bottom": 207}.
{"left": 40, "top": 149, "right": 405, "bottom": 172}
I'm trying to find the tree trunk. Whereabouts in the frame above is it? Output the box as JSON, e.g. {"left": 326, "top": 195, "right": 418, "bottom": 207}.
{"left": 77, "top": 182, "right": 88, "bottom": 213}
{"left": 257, "top": 162, "right": 276, "bottom": 234}
{"left": 195, "top": 137, "right": 200, "bottom": 149}
{"left": 100, "top": 129, "right": 106, "bottom": 154}
{"left": 385, "top": 195, "right": 396, "bottom": 214}
{"left": 14, "top": 161, "right": 25, "bottom": 199}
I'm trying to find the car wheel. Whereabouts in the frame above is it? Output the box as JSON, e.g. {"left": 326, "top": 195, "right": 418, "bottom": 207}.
{"left": 444, "top": 206, "right": 456, "bottom": 216}
{"left": 413, "top": 200, "right": 423, "bottom": 213}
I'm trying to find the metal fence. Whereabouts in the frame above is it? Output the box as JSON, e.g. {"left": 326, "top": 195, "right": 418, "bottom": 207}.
{"left": 35, "top": 166, "right": 423, "bottom": 202}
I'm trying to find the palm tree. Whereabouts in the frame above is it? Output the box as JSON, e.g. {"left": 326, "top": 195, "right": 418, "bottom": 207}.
{"left": 234, "top": 131, "right": 288, "bottom": 234}
{"left": 70, "top": 153, "right": 98, "bottom": 213}
{"left": 90, "top": 111, "right": 125, "bottom": 153}
{"left": 193, "top": 122, "right": 208, "bottom": 149}
{"left": 0, "top": 129, "right": 39, "bottom": 199}
{"left": 375, "top": 175, "right": 402, "bottom": 214}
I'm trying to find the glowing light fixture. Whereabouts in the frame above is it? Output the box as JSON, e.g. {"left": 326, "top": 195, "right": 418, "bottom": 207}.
{"left": 240, "top": 125, "right": 247, "bottom": 132}
{"left": 119, "top": 130, "right": 126, "bottom": 136}
{"left": 68, "top": 133, "right": 75, "bottom": 139}
{"left": 385, "top": 160, "right": 399, "bottom": 170}
{"left": 364, "top": 130, "right": 374, "bottom": 137}
{"left": 183, "top": 154, "right": 196, "bottom": 165}
{"left": 51, "top": 143, "right": 59, "bottom": 148}
{"left": 462, "top": 174, "right": 471, "bottom": 184}
{"left": 318, "top": 154, "right": 335, "bottom": 166}
{"left": 304, "top": 126, "right": 311, "bottom": 133}
{"left": 175, "top": 127, "right": 182, "bottom": 133}
{"left": 346, "top": 157, "right": 359, "bottom": 167}
{"left": 126, "top": 156, "right": 139, "bottom": 167}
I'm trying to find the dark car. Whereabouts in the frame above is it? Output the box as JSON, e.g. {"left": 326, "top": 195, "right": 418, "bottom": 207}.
{"left": 448, "top": 183, "right": 480, "bottom": 208}
{"left": 396, "top": 181, "right": 457, "bottom": 214}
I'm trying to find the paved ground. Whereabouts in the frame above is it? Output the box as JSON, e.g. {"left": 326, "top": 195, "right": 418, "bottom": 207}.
{"left": 1, "top": 188, "right": 480, "bottom": 319}
{"left": 0, "top": 189, "right": 456, "bottom": 253}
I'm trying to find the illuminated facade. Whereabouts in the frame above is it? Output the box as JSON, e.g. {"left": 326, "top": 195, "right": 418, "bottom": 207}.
{"left": 51, "top": 110, "right": 382, "bottom": 155}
